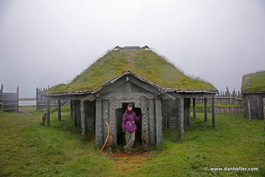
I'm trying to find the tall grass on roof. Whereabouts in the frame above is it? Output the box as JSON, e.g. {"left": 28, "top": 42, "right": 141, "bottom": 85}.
{"left": 46, "top": 48, "right": 216, "bottom": 93}
{"left": 241, "top": 70, "right": 265, "bottom": 93}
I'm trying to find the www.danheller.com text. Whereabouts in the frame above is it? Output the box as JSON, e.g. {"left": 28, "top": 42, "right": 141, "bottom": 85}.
{"left": 204, "top": 167, "right": 259, "bottom": 171}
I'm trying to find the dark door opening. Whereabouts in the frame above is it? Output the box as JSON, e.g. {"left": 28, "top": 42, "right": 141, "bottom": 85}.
{"left": 116, "top": 103, "right": 142, "bottom": 148}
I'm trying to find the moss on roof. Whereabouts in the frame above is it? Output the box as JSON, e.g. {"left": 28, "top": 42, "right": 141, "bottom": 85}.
{"left": 241, "top": 70, "right": 265, "bottom": 93}
{"left": 46, "top": 48, "right": 217, "bottom": 93}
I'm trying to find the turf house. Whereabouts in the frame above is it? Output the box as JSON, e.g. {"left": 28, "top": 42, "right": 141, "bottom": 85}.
{"left": 44, "top": 46, "right": 218, "bottom": 147}
{"left": 241, "top": 71, "right": 265, "bottom": 119}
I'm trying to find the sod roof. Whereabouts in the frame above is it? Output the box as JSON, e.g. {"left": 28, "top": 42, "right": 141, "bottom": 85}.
{"left": 241, "top": 70, "right": 265, "bottom": 93}
{"left": 45, "top": 48, "right": 217, "bottom": 93}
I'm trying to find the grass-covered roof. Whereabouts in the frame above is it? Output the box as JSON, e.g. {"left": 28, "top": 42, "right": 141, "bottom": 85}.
{"left": 46, "top": 48, "right": 217, "bottom": 93}
{"left": 241, "top": 70, "right": 265, "bottom": 93}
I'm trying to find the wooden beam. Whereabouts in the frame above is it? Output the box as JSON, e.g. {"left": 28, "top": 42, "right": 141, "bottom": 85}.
{"left": 178, "top": 97, "right": 184, "bottom": 142}
{"left": 160, "top": 93, "right": 176, "bottom": 101}
{"left": 81, "top": 100, "right": 86, "bottom": 136}
{"left": 47, "top": 100, "right": 50, "bottom": 127}
{"left": 155, "top": 95, "right": 162, "bottom": 146}
{"left": 125, "top": 81, "right": 131, "bottom": 94}
{"left": 187, "top": 98, "right": 190, "bottom": 127}
{"left": 212, "top": 96, "right": 215, "bottom": 128}
{"left": 204, "top": 97, "right": 207, "bottom": 122}
{"left": 129, "top": 76, "right": 157, "bottom": 93}
{"left": 193, "top": 98, "right": 196, "bottom": 119}
{"left": 148, "top": 99, "right": 155, "bottom": 146}
{"left": 58, "top": 100, "right": 61, "bottom": 121}
{"left": 82, "top": 94, "right": 96, "bottom": 102}
{"left": 95, "top": 95, "right": 103, "bottom": 147}
{"left": 70, "top": 100, "right": 73, "bottom": 118}
{"left": 102, "top": 100, "right": 109, "bottom": 142}
{"left": 74, "top": 101, "right": 77, "bottom": 127}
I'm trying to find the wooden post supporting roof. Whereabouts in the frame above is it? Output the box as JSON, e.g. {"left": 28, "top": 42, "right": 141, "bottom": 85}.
{"left": 58, "top": 100, "right": 61, "bottom": 121}
{"left": 47, "top": 100, "right": 50, "bottom": 127}
{"left": 193, "top": 98, "right": 196, "bottom": 119}
{"left": 204, "top": 97, "right": 207, "bottom": 122}
{"left": 95, "top": 95, "right": 103, "bottom": 147}
{"left": 155, "top": 95, "right": 162, "bottom": 146}
{"left": 212, "top": 96, "right": 215, "bottom": 128}
{"left": 148, "top": 99, "right": 155, "bottom": 146}
{"left": 81, "top": 100, "right": 86, "bottom": 136}
{"left": 70, "top": 100, "right": 73, "bottom": 118}
{"left": 178, "top": 97, "right": 184, "bottom": 142}
{"left": 73, "top": 100, "right": 77, "bottom": 127}
{"left": 187, "top": 98, "right": 190, "bottom": 127}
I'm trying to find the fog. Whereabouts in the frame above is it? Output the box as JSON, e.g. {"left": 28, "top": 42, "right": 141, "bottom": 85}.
{"left": 0, "top": 0, "right": 265, "bottom": 98}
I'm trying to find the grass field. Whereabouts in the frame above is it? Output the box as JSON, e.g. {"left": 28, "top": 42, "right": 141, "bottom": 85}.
{"left": 0, "top": 106, "right": 264, "bottom": 177}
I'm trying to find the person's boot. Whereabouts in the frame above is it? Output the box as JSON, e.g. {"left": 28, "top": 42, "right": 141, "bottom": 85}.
{"left": 128, "top": 150, "right": 132, "bottom": 155}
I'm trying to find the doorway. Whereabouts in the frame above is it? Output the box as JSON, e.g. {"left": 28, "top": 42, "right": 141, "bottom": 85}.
{"left": 116, "top": 103, "right": 142, "bottom": 148}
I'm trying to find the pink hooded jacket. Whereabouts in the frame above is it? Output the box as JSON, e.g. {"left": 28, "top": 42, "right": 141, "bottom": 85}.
{"left": 121, "top": 108, "right": 141, "bottom": 132}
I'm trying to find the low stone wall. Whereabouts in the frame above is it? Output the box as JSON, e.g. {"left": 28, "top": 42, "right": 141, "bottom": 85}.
{"left": 210, "top": 106, "right": 243, "bottom": 114}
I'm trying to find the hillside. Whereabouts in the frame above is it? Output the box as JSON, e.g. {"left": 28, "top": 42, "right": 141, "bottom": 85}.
{"left": 241, "top": 70, "right": 265, "bottom": 93}
{"left": 46, "top": 48, "right": 216, "bottom": 93}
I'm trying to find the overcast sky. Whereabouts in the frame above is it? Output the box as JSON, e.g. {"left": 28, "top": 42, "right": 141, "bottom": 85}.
{"left": 0, "top": 0, "right": 265, "bottom": 98}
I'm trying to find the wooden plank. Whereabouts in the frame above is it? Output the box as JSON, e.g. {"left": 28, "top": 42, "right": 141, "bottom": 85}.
{"left": 47, "top": 100, "right": 50, "bottom": 127}
{"left": 178, "top": 97, "right": 184, "bottom": 141}
{"left": 58, "top": 100, "right": 61, "bottom": 121}
{"left": 155, "top": 95, "right": 162, "bottom": 146}
{"left": 81, "top": 100, "right": 86, "bottom": 136}
{"left": 204, "top": 97, "right": 207, "bottom": 122}
{"left": 103, "top": 100, "right": 109, "bottom": 142}
{"left": 95, "top": 95, "right": 103, "bottom": 147}
{"left": 193, "top": 98, "right": 196, "bottom": 119}
{"left": 129, "top": 76, "right": 158, "bottom": 93}
{"left": 148, "top": 99, "right": 155, "bottom": 146}
{"left": 212, "top": 96, "right": 215, "bottom": 128}
{"left": 141, "top": 97, "right": 148, "bottom": 145}
{"left": 125, "top": 81, "right": 131, "bottom": 94}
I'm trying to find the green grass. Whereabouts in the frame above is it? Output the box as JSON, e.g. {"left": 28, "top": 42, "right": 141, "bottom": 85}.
{"left": 241, "top": 70, "right": 265, "bottom": 92}
{"left": 1, "top": 106, "right": 264, "bottom": 176}
{"left": 45, "top": 49, "right": 216, "bottom": 93}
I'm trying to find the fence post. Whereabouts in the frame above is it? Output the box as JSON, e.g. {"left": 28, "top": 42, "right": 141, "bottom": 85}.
{"left": 248, "top": 101, "right": 251, "bottom": 121}
{"left": 17, "top": 87, "right": 19, "bottom": 112}
{"left": 263, "top": 98, "right": 265, "bottom": 131}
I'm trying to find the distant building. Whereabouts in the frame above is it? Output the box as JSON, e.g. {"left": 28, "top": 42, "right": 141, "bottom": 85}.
{"left": 241, "top": 71, "right": 265, "bottom": 118}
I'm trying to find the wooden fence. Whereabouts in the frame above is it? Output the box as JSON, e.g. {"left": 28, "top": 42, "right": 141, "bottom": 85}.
{"left": 196, "top": 88, "right": 243, "bottom": 105}
{"left": 0, "top": 84, "right": 19, "bottom": 112}
{"left": 36, "top": 87, "right": 69, "bottom": 110}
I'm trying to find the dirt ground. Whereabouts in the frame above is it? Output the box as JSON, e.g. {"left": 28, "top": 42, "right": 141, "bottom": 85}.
{"left": 110, "top": 141, "right": 152, "bottom": 175}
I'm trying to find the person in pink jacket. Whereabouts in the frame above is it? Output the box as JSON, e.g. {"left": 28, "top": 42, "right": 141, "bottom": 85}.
{"left": 121, "top": 103, "right": 141, "bottom": 155}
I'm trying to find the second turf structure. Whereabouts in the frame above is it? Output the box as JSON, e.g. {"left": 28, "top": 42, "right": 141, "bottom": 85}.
{"left": 44, "top": 46, "right": 218, "bottom": 147}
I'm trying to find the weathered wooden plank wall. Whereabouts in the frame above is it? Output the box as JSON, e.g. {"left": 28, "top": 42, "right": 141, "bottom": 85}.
{"left": 36, "top": 87, "right": 69, "bottom": 110}
{"left": 0, "top": 84, "right": 19, "bottom": 112}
